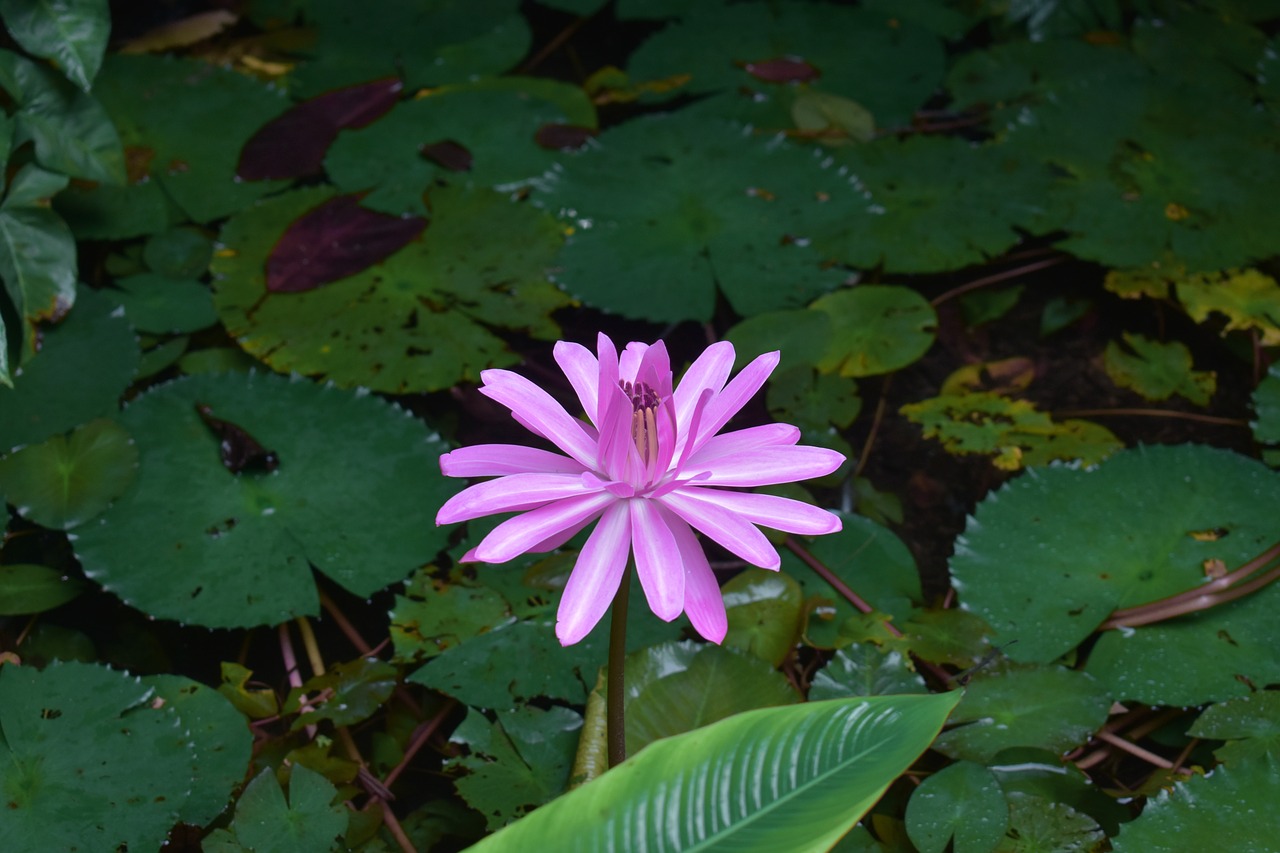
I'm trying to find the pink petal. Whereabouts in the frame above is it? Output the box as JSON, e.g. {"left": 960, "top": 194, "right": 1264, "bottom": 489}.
{"left": 596, "top": 381, "right": 637, "bottom": 483}
{"left": 686, "top": 423, "right": 800, "bottom": 465}
{"left": 659, "top": 505, "right": 726, "bottom": 643}
{"left": 473, "top": 490, "right": 617, "bottom": 563}
{"left": 478, "top": 369, "right": 599, "bottom": 468}
{"left": 557, "top": 501, "right": 632, "bottom": 645}
{"left": 436, "top": 473, "right": 595, "bottom": 524}
{"left": 595, "top": 333, "right": 620, "bottom": 426}
{"left": 693, "top": 350, "right": 780, "bottom": 450}
{"left": 656, "top": 489, "right": 780, "bottom": 569}
{"left": 529, "top": 515, "right": 595, "bottom": 553}
{"left": 674, "top": 488, "right": 842, "bottom": 535}
{"left": 673, "top": 341, "right": 735, "bottom": 432}
{"left": 636, "top": 340, "right": 673, "bottom": 399}
{"left": 618, "top": 341, "right": 650, "bottom": 381}
{"left": 553, "top": 341, "right": 600, "bottom": 426}
{"left": 630, "top": 498, "right": 684, "bottom": 622}
{"left": 440, "top": 444, "right": 587, "bottom": 478}
{"left": 692, "top": 445, "right": 846, "bottom": 487}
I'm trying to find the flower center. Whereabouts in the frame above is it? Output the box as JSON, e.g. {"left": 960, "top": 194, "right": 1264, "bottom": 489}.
{"left": 620, "top": 380, "right": 659, "bottom": 465}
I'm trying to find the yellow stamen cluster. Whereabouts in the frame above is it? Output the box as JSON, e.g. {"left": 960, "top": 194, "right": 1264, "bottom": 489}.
{"left": 621, "top": 380, "right": 660, "bottom": 465}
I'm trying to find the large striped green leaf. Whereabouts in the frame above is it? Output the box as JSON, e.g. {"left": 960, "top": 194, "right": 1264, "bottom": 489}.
{"left": 470, "top": 691, "right": 960, "bottom": 852}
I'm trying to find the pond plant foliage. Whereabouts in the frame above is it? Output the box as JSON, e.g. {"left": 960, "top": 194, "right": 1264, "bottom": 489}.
{"left": 2, "top": 0, "right": 1280, "bottom": 851}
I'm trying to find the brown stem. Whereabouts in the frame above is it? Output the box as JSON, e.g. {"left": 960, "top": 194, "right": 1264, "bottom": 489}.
{"left": 784, "top": 535, "right": 888, "bottom": 626}
{"left": 1056, "top": 408, "right": 1248, "bottom": 427}
{"left": 1093, "top": 730, "right": 1175, "bottom": 770}
{"left": 930, "top": 256, "right": 1069, "bottom": 308}
{"left": 382, "top": 699, "right": 457, "bottom": 790}
{"left": 319, "top": 589, "right": 374, "bottom": 655}
{"left": 853, "top": 377, "right": 890, "bottom": 481}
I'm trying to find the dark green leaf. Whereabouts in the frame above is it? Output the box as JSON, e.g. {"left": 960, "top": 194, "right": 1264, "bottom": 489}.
{"left": 0, "top": 563, "right": 86, "bottom": 614}
{"left": 808, "top": 643, "right": 927, "bottom": 699}
{"left": 0, "top": 0, "right": 110, "bottom": 91}
{"left": 225, "top": 765, "right": 348, "bottom": 853}
{"left": 722, "top": 567, "right": 804, "bottom": 666}
{"left": 1187, "top": 691, "right": 1280, "bottom": 764}
{"left": 288, "top": 657, "right": 398, "bottom": 730}
{"left": 905, "top": 760, "right": 1008, "bottom": 853}
{"left": 111, "top": 273, "right": 217, "bottom": 335}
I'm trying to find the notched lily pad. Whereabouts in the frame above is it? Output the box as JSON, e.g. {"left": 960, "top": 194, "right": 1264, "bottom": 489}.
{"left": 811, "top": 285, "right": 937, "bottom": 377}
{"left": 1188, "top": 692, "right": 1280, "bottom": 764}
{"left": 213, "top": 185, "right": 568, "bottom": 393}
{"left": 1104, "top": 332, "right": 1215, "bottom": 406}
{"left": 808, "top": 643, "right": 926, "bottom": 699}
{"left": 70, "top": 371, "right": 453, "bottom": 628}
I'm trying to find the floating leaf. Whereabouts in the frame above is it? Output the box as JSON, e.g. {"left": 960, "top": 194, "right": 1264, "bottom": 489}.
{"left": 213, "top": 185, "right": 567, "bottom": 393}
{"left": 1000, "top": 793, "right": 1104, "bottom": 853}
{"left": 988, "top": 747, "right": 1128, "bottom": 836}
{"left": 469, "top": 692, "right": 961, "bottom": 853}
{"left": 626, "top": 642, "right": 797, "bottom": 755}
{"left": 933, "top": 664, "right": 1112, "bottom": 763}
{"left": 905, "top": 760, "right": 1008, "bottom": 853}
{"left": 1110, "top": 762, "right": 1280, "bottom": 852}
{"left": 288, "top": 657, "right": 398, "bottom": 730}
{"left": 1173, "top": 268, "right": 1280, "bottom": 345}
{"left": 0, "top": 661, "right": 198, "bottom": 851}
{"left": 1104, "top": 332, "right": 1215, "bottom": 405}
{"left": 237, "top": 77, "right": 402, "bottom": 181}
{"left": 0, "top": 563, "right": 87, "bottom": 614}
{"left": 811, "top": 285, "right": 937, "bottom": 377}
{"left": 142, "top": 226, "right": 213, "bottom": 279}
{"left": 808, "top": 643, "right": 926, "bottom": 699}
{"left": 767, "top": 366, "right": 862, "bottom": 432}
{"left": 0, "top": 418, "right": 137, "bottom": 529}
{"left": 92, "top": 54, "right": 290, "bottom": 222}
{"left": 726, "top": 308, "right": 832, "bottom": 369}
{"left": 791, "top": 91, "right": 875, "bottom": 145}
{"left": 722, "top": 567, "right": 804, "bottom": 666}
{"left": 951, "top": 444, "right": 1280, "bottom": 704}
{"left": 216, "top": 765, "right": 348, "bottom": 852}
{"left": 391, "top": 570, "right": 514, "bottom": 664}
{"left": 265, "top": 194, "right": 427, "bottom": 293}
{"left": 536, "top": 106, "right": 852, "bottom": 322}
{"left": 70, "top": 371, "right": 453, "bottom": 628}
{"left": 448, "top": 705, "right": 582, "bottom": 830}
{"left": 0, "top": 285, "right": 138, "bottom": 453}
{"left": 111, "top": 273, "right": 217, "bottom": 335}
{"left": 1188, "top": 692, "right": 1280, "bottom": 764}
{"left": 900, "top": 391, "right": 1121, "bottom": 470}
{"left": 1252, "top": 363, "right": 1280, "bottom": 450}
{"left": 0, "top": 0, "right": 110, "bottom": 91}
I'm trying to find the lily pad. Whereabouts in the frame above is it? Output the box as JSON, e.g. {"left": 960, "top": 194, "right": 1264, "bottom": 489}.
{"left": 1111, "top": 762, "right": 1280, "bottom": 852}
{"left": 808, "top": 643, "right": 927, "bottom": 699}
{"left": 0, "top": 418, "right": 137, "bottom": 529}
{"left": 951, "top": 444, "right": 1280, "bottom": 703}
{"left": 70, "top": 371, "right": 453, "bottom": 628}
{"left": 91, "top": 54, "right": 290, "bottom": 223}
{"left": 1252, "top": 363, "right": 1280, "bottom": 449}
{"left": 811, "top": 285, "right": 937, "bottom": 377}
{"left": 212, "top": 185, "right": 568, "bottom": 393}
{"left": 0, "top": 563, "right": 87, "bottom": 614}
{"left": 111, "top": 273, "right": 217, "bottom": 335}
{"left": 535, "top": 106, "right": 853, "bottom": 322}
{"left": 1103, "top": 332, "right": 1216, "bottom": 406}
{"left": 932, "top": 663, "right": 1112, "bottom": 763}
{"left": 287, "top": 657, "right": 398, "bottom": 730}
{"left": 721, "top": 568, "right": 804, "bottom": 667}
{"left": 326, "top": 77, "right": 596, "bottom": 216}
{"left": 0, "top": 284, "right": 139, "bottom": 453}
{"left": 905, "top": 760, "right": 1008, "bottom": 853}
{"left": 999, "top": 793, "right": 1104, "bottom": 853}
{"left": 1188, "top": 692, "right": 1280, "bottom": 765}
{"left": 213, "top": 765, "right": 348, "bottom": 852}
{"left": 391, "top": 569, "right": 515, "bottom": 664}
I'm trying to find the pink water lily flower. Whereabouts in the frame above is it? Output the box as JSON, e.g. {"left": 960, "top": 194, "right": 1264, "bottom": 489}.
{"left": 436, "top": 333, "right": 845, "bottom": 646}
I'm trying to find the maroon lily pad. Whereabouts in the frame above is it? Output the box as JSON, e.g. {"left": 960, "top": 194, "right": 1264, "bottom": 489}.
{"left": 419, "top": 139, "right": 473, "bottom": 172}
{"left": 265, "top": 194, "right": 428, "bottom": 293}
{"left": 195, "top": 402, "right": 279, "bottom": 474}
{"left": 534, "top": 123, "right": 597, "bottom": 151}
{"left": 740, "top": 57, "right": 821, "bottom": 84}
{"left": 237, "top": 78, "right": 403, "bottom": 181}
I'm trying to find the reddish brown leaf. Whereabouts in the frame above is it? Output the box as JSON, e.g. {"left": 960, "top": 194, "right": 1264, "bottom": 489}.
{"left": 195, "top": 403, "right": 279, "bottom": 474}
{"left": 534, "top": 123, "right": 597, "bottom": 151}
{"left": 741, "top": 57, "right": 820, "bottom": 84}
{"left": 419, "top": 139, "right": 473, "bottom": 172}
{"left": 237, "top": 78, "right": 403, "bottom": 181}
{"left": 266, "top": 194, "right": 427, "bottom": 293}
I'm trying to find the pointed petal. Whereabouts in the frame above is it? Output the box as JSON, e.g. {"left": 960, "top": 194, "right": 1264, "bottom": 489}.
{"left": 595, "top": 333, "right": 620, "bottom": 426}
{"left": 436, "top": 473, "right": 594, "bottom": 524}
{"left": 658, "top": 505, "right": 726, "bottom": 643}
{"left": 554, "top": 341, "right": 600, "bottom": 426}
{"left": 674, "top": 488, "right": 842, "bottom": 535}
{"left": 596, "top": 381, "right": 637, "bottom": 483}
{"left": 472, "top": 490, "right": 616, "bottom": 563}
{"left": 618, "top": 341, "right": 650, "bottom": 381}
{"left": 692, "top": 445, "right": 846, "bottom": 487}
{"left": 556, "top": 501, "right": 632, "bottom": 645}
{"left": 673, "top": 341, "right": 735, "bottom": 432}
{"left": 657, "top": 489, "right": 780, "bottom": 569}
{"left": 637, "top": 340, "right": 673, "bottom": 398}
{"left": 529, "top": 515, "right": 595, "bottom": 554}
{"left": 440, "top": 444, "right": 587, "bottom": 478}
{"left": 687, "top": 423, "right": 800, "bottom": 463}
{"left": 478, "top": 370, "right": 599, "bottom": 467}
{"left": 694, "top": 350, "right": 780, "bottom": 449}
{"left": 630, "top": 498, "right": 684, "bottom": 622}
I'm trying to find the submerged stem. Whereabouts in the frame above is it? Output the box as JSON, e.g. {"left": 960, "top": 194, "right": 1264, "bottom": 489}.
{"left": 607, "top": 565, "right": 633, "bottom": 768}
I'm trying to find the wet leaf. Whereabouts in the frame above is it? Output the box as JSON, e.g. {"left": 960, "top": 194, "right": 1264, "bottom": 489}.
{"left": 808, "top": 643, "right": 926, "bottom": 699}
{"left": 952, "top": 444, "right": 1280, "bottom": 704}
{"left": 905, "top": 760, "right": 1008, "bottom": 853}
{"left": 999, "top": 793, "right": 1103, "bottom": 853}
{"left": 625, "top": 642, "right": 797, "bottom": 755}
{"left": 988, "top": 747, "right": 1127, "bottom": 836}
{"left": 933, "top": 663, "right": 1112, "bottom": 763}
{"left": 1104, "top": 332, "right": 1215, "bottom": 406}
{"left": 900, "top": 391, "right": 1121, "bottom": 470}
{"left": 0, "top": 418, "right": 137, "bottom": 529}
{"left": 214, "top": 185, "right": 567, "bottom": 393}
{"left": 812, "top": 286, "right": 937, "bottom": 377}
{"left": 0, "top": 563, "right": 87, "bottom": 615}
{"left": 218, "top": 765, "right": 348, "bottom": 852}
{"left": 288, "top": 657, "right": 398, "bottom": 730}
{"left": 901, "top": 607, "right": 991, "bottom": 668}
{"left": 722, "top": 567, "right": 804, "bottom": 666}
{"left": 391, "top": 570, "right": 513, "bottom": 663}
{"left": 217, "top": 661, "right": 279, "bottom": 720}
{"left": 111, "top": 273, "right": 217, "bottom": 335}
{"left": 266, "top": 194, "right": 428, "bottom": 293}
{"left": 1188, "top": 692, "right": 1280, "bottom": 764}
{"left": 0, "top": 0, "right": 110, "bottom": 91}
{"left": 70, "top": 372, "right": 453, "bottom": 628}
{"left": 237, "top": 77, "right": 402, "bottom": 181}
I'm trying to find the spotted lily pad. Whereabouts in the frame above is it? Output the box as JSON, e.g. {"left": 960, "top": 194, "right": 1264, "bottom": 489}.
{"left": 721, "top": 568, "right": 804, "bottom": 666}
{"left": 535, "top": 106, "right": 854, "bottom": 322}
{"left": 213, "top": 185, "right": 568, "bottom": 393}
{"left": 0, "top": 418, "right": 137, "bottom": 530}
{"left": 70, "top": 371, "right": 453, "bottom": 628}
{"left": 951, "top": 444, "right": 1280, "bottom": 704}
{"left": 1188, "top": 692, "right": 1280, "bottom": 764}
{"left": 905, "top": 760, "right": 1008, "bottom": 853}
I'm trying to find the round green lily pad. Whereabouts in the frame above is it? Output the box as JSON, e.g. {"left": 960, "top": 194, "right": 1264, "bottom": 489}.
{"left": 905, "top": 760, "right": 1008, "bottom": 853}
{"left": 810, "top": 285, "right": 937, "bottom": 377}
{"left": 721, "top": 567, "right": 804, "bottom": 667}
{"left": 111, "top": 273, "right": 217, "bottom": 335}
{"left": 0, "top": 563, "right": 87, "bottom": 615}
{"left": 808, "top": 643, "right": 926, "bottom": 699}
{"left": 537, "top": 106, "right": 854, "bottom": 322}
{"left": 212, "top": 185, "right": 568, "bottom": 393}
{"left": 0, "top": 418, "right": 138, "bottom": 529}
{"left": 71, "top": 371, "right": 454, "bottom": 628}
{"left": 951, "top": 444, "right": 1280, "bottom": 703}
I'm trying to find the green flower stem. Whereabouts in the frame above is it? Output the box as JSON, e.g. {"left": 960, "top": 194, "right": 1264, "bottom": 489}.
{"left": 607, "top": 564, "right": 633, "bottom": 768}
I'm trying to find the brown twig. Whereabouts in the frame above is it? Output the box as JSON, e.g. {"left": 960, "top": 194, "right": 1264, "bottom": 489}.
{"left": 1056, "top": 408, "right": 1248, "bottom": 427}
{"left": 853, "top": 377, "right": 890, "bottom": 481}
{"left": 930, "top": 256, "right": 1070, "bottom": 308}
{"left": 319, "top": 589, "right": 374, "bottom": 655}
{"left": 382, "top": 699, "right": 457, "bottom": 790}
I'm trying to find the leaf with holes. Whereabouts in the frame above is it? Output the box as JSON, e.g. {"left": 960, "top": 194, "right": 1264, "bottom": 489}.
{"left": 1104, "top": 332, "right": 1215, "bottom": 406}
